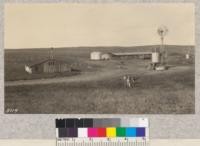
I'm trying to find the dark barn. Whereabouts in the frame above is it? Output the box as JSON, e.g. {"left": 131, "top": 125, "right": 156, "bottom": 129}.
{"left": 25, "top": 59, "right": 71, "bottom": 74}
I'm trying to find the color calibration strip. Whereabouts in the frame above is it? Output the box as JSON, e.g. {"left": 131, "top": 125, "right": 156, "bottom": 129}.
{"left": 55, "top": 118, "right": 149, "bottom": 146}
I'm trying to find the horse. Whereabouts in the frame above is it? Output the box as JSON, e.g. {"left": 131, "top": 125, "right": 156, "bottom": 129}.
{"left": 123, "top": 75, "right": 137, "bottom": 88}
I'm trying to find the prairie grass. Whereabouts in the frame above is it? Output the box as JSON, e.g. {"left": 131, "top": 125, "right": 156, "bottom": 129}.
{"left": 4, "top": 45, "right": 195, "bottom": 114}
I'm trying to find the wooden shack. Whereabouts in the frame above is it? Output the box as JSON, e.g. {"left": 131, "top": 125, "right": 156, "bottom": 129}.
{"left": 25, "top": 59, "right": 71, "bottom": 74}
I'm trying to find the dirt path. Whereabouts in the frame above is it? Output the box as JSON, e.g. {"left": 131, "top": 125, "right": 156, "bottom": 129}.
{"left": 5, "top": 69, "right": 124, "bottom": 86}
{"left": 5, "top": 65, "right": 192, "bottom": 87}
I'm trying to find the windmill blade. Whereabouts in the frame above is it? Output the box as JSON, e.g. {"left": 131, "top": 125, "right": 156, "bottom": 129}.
{"left": 157, "top": 25, "right": 168, "bottom": 36}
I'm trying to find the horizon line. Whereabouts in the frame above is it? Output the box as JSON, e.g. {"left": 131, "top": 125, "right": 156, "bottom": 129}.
{"left": 4, "top": 44, "right": 195, "bottom": 50}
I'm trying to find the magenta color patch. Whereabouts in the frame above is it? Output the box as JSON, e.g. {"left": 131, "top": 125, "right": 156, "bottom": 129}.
{"left": 88, "top": 128, "right": 98, "bottom": 137}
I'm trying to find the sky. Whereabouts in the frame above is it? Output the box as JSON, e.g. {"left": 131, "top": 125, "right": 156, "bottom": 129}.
{"left": 4, "top": 3, "right": 195, "bottom": 49}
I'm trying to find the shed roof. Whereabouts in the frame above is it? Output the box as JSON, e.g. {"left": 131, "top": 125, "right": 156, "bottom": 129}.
{"left": 28, "top": 59, "right": 70, "bottom": 67}
{"left": 112, "top": 52, "right": 152, "bottom": 56}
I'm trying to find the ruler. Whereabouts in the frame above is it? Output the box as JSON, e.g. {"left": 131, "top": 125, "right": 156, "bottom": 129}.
{"left": 55, "top": 118, "right": 149, "bottom": 146}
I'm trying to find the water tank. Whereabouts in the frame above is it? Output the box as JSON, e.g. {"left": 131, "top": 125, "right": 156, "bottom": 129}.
{"left": 101, "top": 53, "right": 111, "bottom": 60}
{"left": 90, "top": 51, "right": 102, "bottom": 60}
{"left": 152, "top": 52, "right": 160, "bottom": 63}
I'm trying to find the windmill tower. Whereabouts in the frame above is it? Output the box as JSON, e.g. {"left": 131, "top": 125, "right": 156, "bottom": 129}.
{"left": 49, "top": 47, "right": 54, "bottom": 60}
{"left": 157, "top": 25, "right": 168, "bottom": 65}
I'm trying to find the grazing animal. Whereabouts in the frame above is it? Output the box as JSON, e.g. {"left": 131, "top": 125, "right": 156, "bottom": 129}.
{"left": 123, "top": 75, "right": 137, "bottom": 88}
{"left": 130, "top": 77, "right": 137, "bottom": 87}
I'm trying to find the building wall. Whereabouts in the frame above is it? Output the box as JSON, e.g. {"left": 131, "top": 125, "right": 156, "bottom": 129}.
{"left": 31, "top": 64, "right": 44, "bottom": 73}
{"left": 90, "top": 52, "right": 102, "bottom": 60}
{"left": 31, "top": 61, "right": 71, "bottom": 73}
{"left": 44, "top": 61, "right": 55, "bottom": 73}
{"left": 43, "top": 61, "right": 71, "bottom": 73}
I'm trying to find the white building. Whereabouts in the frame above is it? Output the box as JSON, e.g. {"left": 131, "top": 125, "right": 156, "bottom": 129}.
{"left": 90, "top": 51, "right": 102, "bottom": 60}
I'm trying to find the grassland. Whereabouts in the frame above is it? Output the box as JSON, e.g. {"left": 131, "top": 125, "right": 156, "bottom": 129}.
{"left": 4, "top": 45, "right": 195, "bottom": 114}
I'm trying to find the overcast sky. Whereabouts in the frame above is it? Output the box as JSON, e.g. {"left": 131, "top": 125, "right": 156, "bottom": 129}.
{"left": 4, "top": 3, "right": 195, "bottom": 49}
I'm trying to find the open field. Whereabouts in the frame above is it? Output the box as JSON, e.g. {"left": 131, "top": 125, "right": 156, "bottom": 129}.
{"left": 4, "top": 45, "right": 195, "bottom": 114}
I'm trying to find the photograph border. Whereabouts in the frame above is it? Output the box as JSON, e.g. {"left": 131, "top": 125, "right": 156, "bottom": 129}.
{"left": 0, "top": 0, "right": 199, "bottom": 139}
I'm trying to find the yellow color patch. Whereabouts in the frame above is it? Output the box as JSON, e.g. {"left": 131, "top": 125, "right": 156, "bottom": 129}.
{"left": 106, "top": 127, "right": 116, "bottom": 137}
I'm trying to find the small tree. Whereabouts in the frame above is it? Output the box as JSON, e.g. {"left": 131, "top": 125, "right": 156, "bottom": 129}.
{"left": 157, "top": 25, "right": 168, "bottom": 65}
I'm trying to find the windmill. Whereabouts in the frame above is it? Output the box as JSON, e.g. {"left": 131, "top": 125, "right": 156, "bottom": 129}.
{"left": 157, "top": 25, "right": 168, "bottom": 65}
{"left": 49, "top": 47, "right": 54, "bottom": 60}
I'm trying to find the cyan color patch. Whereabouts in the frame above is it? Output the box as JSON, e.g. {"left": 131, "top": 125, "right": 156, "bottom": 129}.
{"left": 125, "top": 127, "right": 136, "bottom": 137}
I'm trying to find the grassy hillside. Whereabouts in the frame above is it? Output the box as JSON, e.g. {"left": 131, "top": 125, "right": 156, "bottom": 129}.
{"left": 4, "top": 45, "right": 195, "bottom": 114}
{"left": 5, "top": 66, "right": 194, "bottom": 114}
{"left": 4, "top": 45, "right": 194, "bottom": 81}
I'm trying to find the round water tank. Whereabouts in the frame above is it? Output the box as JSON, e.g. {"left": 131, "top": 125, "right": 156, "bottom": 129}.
{"left": 101, "top": 53, "right": 111, "bottom": 60}
{"left": 152, "top": 52, "right": 160, "bottom": 63}
{"left": 90, "top": 51, "right": 102, "bottom": 60}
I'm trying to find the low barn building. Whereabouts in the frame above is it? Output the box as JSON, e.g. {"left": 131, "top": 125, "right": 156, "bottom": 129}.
{"left": 25, "top": 59, "right": 71, "bottom": 74}
{"left": 112, "top": 52, "right": 151, "bottom": 59}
